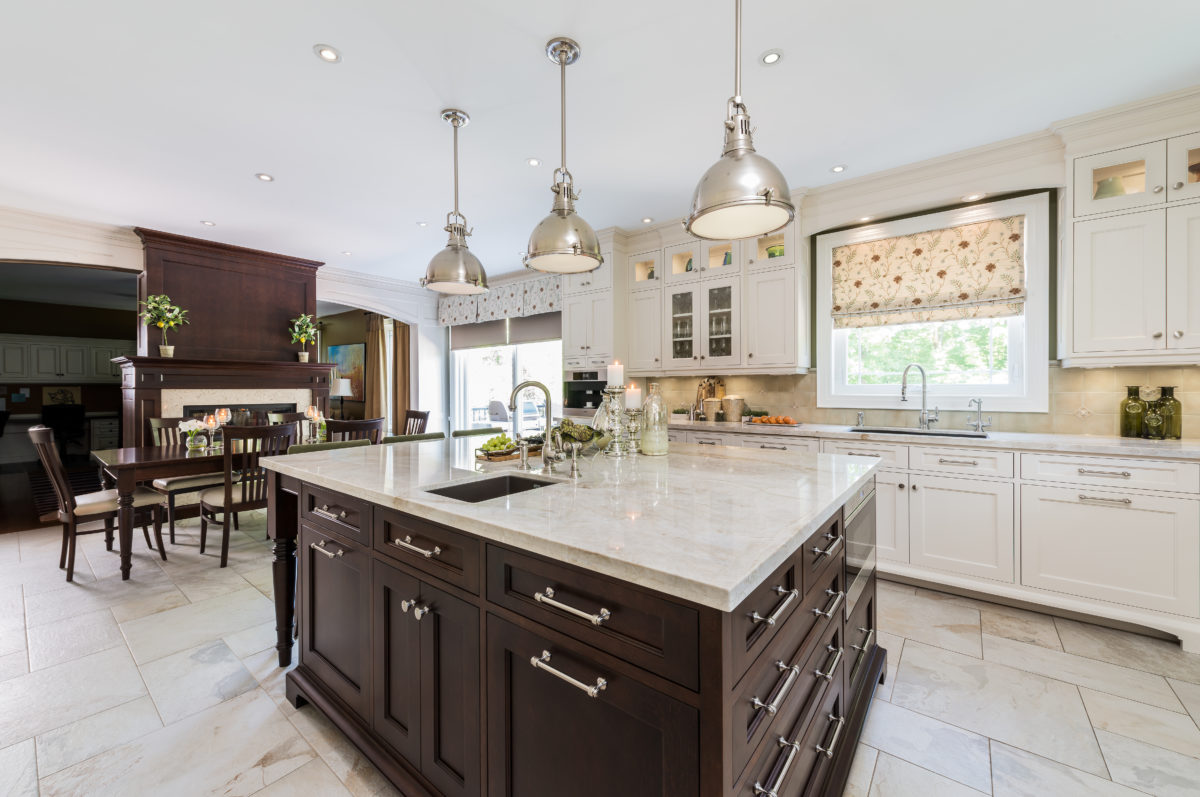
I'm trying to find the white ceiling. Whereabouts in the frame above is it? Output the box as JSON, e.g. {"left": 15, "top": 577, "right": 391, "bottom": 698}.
{"left": 0, "top": 263, "right": 137, "bottom": 310}
{"left": 2, "top": 0, "right": 1198, "bottom": 284}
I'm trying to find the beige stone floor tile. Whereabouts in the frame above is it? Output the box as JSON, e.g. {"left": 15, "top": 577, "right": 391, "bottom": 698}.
{"left": 891, "top": 640, "right": 1107, "bottom": 776}
{"left": 252, "top": 757, "right": 354, "bottom": 797}
{"left": 982, "top": 633, "right": 1184, "bottom": 711}
{"left": 867, "top": 752, "right": 988, "bottom": 797}
{"left": 78, "top": 540, "right": 165, "bottom": 582}
{"left": 1080, "top": 687, "right": 1200, "bottom": 758}
{"left": 843, "top": 743, "right": 878, "bottom": 797}
{"left": 990, "top": 740, "right": 1144, "bottom": 797}
{"left": 1168, "top": 677, "right": 1200, "bottom": 727}
{"left": 0, "top": 585, "right": 26, "bottom": 657}
{"left": 979, "top": 604, "right": 1063, "bottom": 650}
{"left": 119, "top": 586, "right": 274, "bottom": 664}
{"left": 23, "top": 565, "right": 180, "bottom": 628}
{"left": 243, "top": 646, "right": 298, "bottom": 708}
{"left": 0, "top": 533, "right": 20, "bottom": 566}
{"left": 169, "top": 562, "right": 256, "bottom": 602}
{"left": 861, "top": 699, "right": 991, "bottom": 792}
{"left": 240, "top": 563, "right": 275, "bottom": 599}
{"left": 878, "top": 587, "right": 982, "bottom": 658}
{"left": 0, "top": 645, "right": 146, "bottom": 748}
{"left": 0, "top": 650, "right": 27, "bottom": 683}
{"left": 1055, "top": 617, "right": 1200, "bottom": 684}
{"left": 140, "top": 640, "right": 258, "bottom": 724}
{"left": 288, "top": 705, "right": 401, "bottom": 796}
{"left": 26, "top": 606, "right": 123, "bottom": 671}
{"left": 39, "top": 689, "right": 313, "bottom": 797}
{"left": 0, "top": 738, "right": 38, "bottom": 797}
{"left": 34, "top": 695, "right": 162, "bottom": 777}
{"left": 224, "top": 620, "right": 278, "bottom": 659}
{"left": 1096, "top": 729, "right": 1200, "bottom": 797}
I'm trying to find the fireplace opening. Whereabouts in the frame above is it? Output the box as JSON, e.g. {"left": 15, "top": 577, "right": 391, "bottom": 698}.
{"left": 182, "top": 403, "right": 298, "bottom": 425}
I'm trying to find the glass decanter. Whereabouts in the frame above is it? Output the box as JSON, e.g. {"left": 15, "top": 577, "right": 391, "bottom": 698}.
{"left": 1158, "top": 386, "right": 1182, "bottom": 440}
{"left": 1119, "top": 386, "right": 1146, "bottom": 438}
{"left": 639, "top": 383, "right": 669, "bottom": 456}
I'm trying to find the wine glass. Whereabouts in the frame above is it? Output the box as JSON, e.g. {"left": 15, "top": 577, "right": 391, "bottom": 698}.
{"left": 203, "top": 414, "right": 218, "bottom": 450}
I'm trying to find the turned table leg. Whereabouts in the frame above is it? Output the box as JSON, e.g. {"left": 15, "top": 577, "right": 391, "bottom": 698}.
{"left": 117, "top": 471, "right": 135, "bottom": 580}
{"left": 272, "top": 537, "right": 297, "bottom": 666}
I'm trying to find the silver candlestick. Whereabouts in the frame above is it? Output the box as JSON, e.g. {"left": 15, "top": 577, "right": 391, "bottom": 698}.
{"left": 600, "top": 386, "right": 635, "bottom": 458}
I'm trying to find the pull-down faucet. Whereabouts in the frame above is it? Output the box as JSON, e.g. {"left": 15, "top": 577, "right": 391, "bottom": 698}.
{"left": 900, "top": 364, "right": 939, "bottom": 430}
{"left": 508, "top": 381, "right": 559, "bottom": 471}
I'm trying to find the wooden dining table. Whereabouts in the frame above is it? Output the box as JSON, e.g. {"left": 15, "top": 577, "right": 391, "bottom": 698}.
{"left": 91, "top": 445, "right": 225, "bottom": 580}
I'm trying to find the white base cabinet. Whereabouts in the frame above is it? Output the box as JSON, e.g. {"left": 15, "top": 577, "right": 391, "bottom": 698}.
{"left": 909, "top": 474, "right": 1015, "bottom": 583}
{"left": 1021, "top": 485, "right": 1200, "bottom": 617}
{"left": 874, "top": 470, "right": 910, "bottom": 565}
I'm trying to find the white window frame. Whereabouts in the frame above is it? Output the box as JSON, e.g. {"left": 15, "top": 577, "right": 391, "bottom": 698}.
{"left": 815, "top": 193, "right": 1050, "bottom": 413}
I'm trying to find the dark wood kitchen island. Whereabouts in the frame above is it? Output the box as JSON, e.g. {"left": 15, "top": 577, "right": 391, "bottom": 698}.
{"left": 263, "top": 437, "right": 885, "bottom": 797}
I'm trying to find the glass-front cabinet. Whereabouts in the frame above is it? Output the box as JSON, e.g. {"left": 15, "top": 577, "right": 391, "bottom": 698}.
{"left": 665, "top": 286, "right": 698, "bottom": 367}
{"left": 700, "top": 239, "right": 740, "bottom": 279}
{"left": 1168, "top": 131, "right": 1200, "bottom": 204}
{"left": 663, "top": 278, "right": 741, "bottom": 370}
{"left": 1074, "top": 141, "right": 1166, "bottom": 217}
{"left": 628, "top": 250, "right": 661, "bottom": 292}
{"left": 663, "top": 241, "right": 700, "bottom": 284}
{"left": 744, "top": 227, "right": 795, "bottom": 270}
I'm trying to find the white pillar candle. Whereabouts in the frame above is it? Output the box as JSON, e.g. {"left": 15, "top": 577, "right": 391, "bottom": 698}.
{"left": 607, "top": 361, "right": 624, "bottom": 388}
{"left": 625, "top": 383, "right": 642, "bottom": 410}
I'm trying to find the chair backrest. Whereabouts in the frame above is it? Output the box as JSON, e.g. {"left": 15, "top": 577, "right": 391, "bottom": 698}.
{"left": 27, "top": 425, "right": 75, "bottom": 514}
{"left": 268, "top": 412, "right": 308, "bottom": 441}
{"left": 326, "top": 417, "right": 385, "bottom": 444}
{"left": 403, "top": 410, "right": 430, "bottom": 435}
{"left": 287, "top": 438, "right": 372, "bottom": 455}
{"left": 149, "top": 417, "right": 186, "bottom": 446}
{"left": 452, "top": 426, "right": 503, "bottom": 438}
{"left": 219, "top": 424, "right": 295, "bottom": 508}
{"left": 381, "top": 431, "right": 446, "bottom": 444}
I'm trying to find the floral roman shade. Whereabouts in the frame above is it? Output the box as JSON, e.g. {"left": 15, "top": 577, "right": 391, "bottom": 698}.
{"left": 831, "top": 215, "right": 1026, "bottom": 329}
{"left": 436, "top": 275, "right": 562, "bottom": 327}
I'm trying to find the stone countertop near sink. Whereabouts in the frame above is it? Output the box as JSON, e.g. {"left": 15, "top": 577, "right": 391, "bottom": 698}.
{"left": 668, "top": 419, "right": 1200, "bottom": 461}
{"left": 263, "top": 437, "right": 878, "bottom": 612}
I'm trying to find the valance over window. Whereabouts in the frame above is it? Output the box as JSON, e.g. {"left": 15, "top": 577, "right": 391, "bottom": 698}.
{"left": 831, "top": 215, "right": 1026, "bottom": 329}
{"left": 437, "top": 275, "right": 561, "bottom": 327}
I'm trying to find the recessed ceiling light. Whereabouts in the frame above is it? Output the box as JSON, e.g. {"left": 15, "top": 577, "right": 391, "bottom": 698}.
{"left": 760, "top": 49, "right": 783, "bottom": 66}
{"left": 341, "top": 251, "right": 352, "bottom": 256}
{"left": 313, "top": 44, "right": 341, "bottom": 63}
{"left": 255, "top": 173, "right": 274, "bottom": 182}
{"left": 200, "top": 220, "right": 216, "bottom": 227}
{"left": 527, "top": 158, "right": 540, "bottom": 167}
{"left": 642, "top": 217, "right": 653, "bottom": 224}
{"left": 962, "top": 193, "right": 986, "bottom": 202}
{"left": 859, "top": 216, "right": 872, "bottom": 223}
{"left": 416, "top": 221, "right": 427, "bottom": 228}
{"left": 830, "top": 164, "right": 847, "bottom": 174}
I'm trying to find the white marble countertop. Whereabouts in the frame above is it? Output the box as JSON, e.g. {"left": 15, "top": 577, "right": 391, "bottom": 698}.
{"left": 262, "top": 437, "right": 878, "bottom": 612}
{"left": 668, "top": 419, "right": 1200, "bottom": 460}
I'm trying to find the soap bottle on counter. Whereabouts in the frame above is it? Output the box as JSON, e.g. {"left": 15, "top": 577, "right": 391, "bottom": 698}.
{"left": 639, "top": 383, "right": 669, "bottom": 456}
{"left": 1119, "top": 386, "right": 1146, "bottom": 438}
{"left": 1158, "top": 386, "right": 1182, "bottom": 440}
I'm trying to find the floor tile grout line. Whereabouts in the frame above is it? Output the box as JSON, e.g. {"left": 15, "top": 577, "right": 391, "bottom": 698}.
{"left": 1164, "top": 678, "right": 1200, "bottom": 735}
{"left": 873, "top": 749, "right": 991, "bottom": 795}
{"left": 31, "top": 693, "right": 158, "bottom": 782}
{"left": 1050, "top": 615, "right": 1200, "bottom": 686}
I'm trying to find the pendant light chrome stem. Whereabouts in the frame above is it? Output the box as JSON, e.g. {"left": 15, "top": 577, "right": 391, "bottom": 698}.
{"left": 560, "top": 52, "right": 568, "bottom": 175}
{"left": 733, "top": 0, "right": 742, "bottom": 104}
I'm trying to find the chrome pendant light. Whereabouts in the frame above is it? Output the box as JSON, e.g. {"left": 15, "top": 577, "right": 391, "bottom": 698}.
{"left": 421, "top": 109, "right": 488, "bottom": 294}
{"left": 524, "top": 37, "right": 603, "bottom": 275}
{"left": 684, "top": 0, "right": 795, "bottom": 240}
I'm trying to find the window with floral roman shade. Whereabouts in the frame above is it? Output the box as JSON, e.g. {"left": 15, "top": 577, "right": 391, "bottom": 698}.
{"left": 831, "top": 215, "right": 1026, "bottom": 329}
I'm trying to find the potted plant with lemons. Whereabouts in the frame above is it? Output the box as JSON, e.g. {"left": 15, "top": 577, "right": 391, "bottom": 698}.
{"left": 138, "top": 294, "right": 189, "bottom": 357}
{"left": 289, "top": 314, "right": 318, "bottom": 362}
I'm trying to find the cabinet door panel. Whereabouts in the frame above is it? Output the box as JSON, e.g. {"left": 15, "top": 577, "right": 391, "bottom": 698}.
{"left": 1073, "top": 209, "right": 1166, "bottom": 353}
{"left": 91, "top": 347, "right": 116, "bottom": 380}
{"left": 628, "top": 291, "right": 662, "bottom": 371}
{"left": 909, "top": 475, "right": 1014, "bottom": 582}
{"left": 1166, "top": 202, "right": 1200, "bottom": 349}
{"left": 664, "top": 287, "right": 699, "bottom": 368}
{"left": 30, "top": 344, "right": 60, "bottom": 378}
{"left": 1167, "top": 131, "right": 1200, "bottom": 204}
{"left": 61, "top": 345, "right": 88, "bottom": 379}
{"left": 587, "top": 293, "right": 613, "bottom": 360}
{"left": 1074, "top": 141, "right": 1166, "bottom": 217}
{"left": 420, "top": 582, "right": 481, "bottom": 797}
{"left": 0, "top": 342, "right": 28, "bottom": 378}
{"left": 874, "top": 471, "right": 909, "bottom": 564}
{"left": 701, "top": 276, "right": 740, "bottom": 369}
{"left": 629, "top": 250, "right": 663, "bottom": 292}
{"left": 1021, "top": 485, "right": 1200, "bottom": 616}
{"left": 663, "top": 242, "right": 700, "bottom": 285}
{"left": 563, "top": 296, "right": 590, "bottom": 359}
{"left": 744, "top": 268, "right": 797, "bottom": 367}
{"left": 371, "top": 559, "right": 422, "bottom": 762}
{"left": 486, "top": 616, "right": 699, "bottom": 797}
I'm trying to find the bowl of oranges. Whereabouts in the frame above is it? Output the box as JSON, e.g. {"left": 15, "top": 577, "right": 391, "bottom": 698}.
{"left": 749, "top": 415, "right": 799, "bottom": 427}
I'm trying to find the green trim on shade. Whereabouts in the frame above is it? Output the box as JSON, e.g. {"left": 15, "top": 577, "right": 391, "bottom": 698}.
{"left": 451, "top": 427, "right": 503, "bottom": 438}
{"left": 381, "top": 432, "right": 446, "bottom": 444}
{"left": 286, "top": 438, "right": 372, "bottom": 455}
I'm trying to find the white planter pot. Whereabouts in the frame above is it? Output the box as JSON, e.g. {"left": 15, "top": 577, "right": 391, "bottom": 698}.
{"left": 159, "top": 345, "right": 175, "bottom": 358}
{"left": 297, "top": 351, "right": 310, "bottom": 362}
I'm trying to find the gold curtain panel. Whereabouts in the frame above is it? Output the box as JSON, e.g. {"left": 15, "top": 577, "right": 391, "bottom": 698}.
{"left": 831, "top": 215, "right": 1027, "bottom": 329}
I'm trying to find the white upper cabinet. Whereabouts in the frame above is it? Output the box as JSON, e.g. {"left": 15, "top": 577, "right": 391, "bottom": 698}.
{"left": 699, "top": 276, "right": 740, "bottom": 369}
{"left": 563, "top": 292, "right": 613, "bottom": 367}
{"left": 0, "top": 335, "right": 132, "bottom": 383}
{"left": 744, "top": 225, "right": 796, "bottom": 271}
{"left": 663, "top": 241, "right": 700, "bottom": 285}
{"left": 1074, "top": 141, "right": 1167, "bottom": 217}
{"left": 743, "top": 268, "right": 797, "bottom": 368}
{"left": 1167, "top": 201, "right": 1200, "bottom": 349}
{"left": 663, "top": 285, "right": 699, "bottom": 369}
{"left": 563, "top": 257, "right": 611, "bottom": 296}
{"left": 1167, "top": 131, "right": 1200, "bottom": 204}
{"left": 627, "top": 291, "right": 662, "bottom": 371}
{"left": 628, "top": 250, "right": 661, "bottom": 293}
{"left": 699, "top": 239, "right": 741, "bottom": 280}
{"left": 586, "top": 293, "right": 613, "bottom": 363}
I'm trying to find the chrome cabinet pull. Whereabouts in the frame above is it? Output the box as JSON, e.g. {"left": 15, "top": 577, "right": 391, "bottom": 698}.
{"left": 312, "top": 505, "right": 348, "bottom": 522}
{"left": 309, "top": 540, "right": 343, "bottom": 559}
{"left": 1078, "top": 494, "right": 1132, "bottom": 505}
{"left": 811, "top": 535, "right": 842, "bottom": 559}
{"left": 760, "top": 444, "right": 787, "bottom": 450}
{"left": 851, "top": 627, "right": 876, "bottom": 652}
{"left": 1078, "top": 468, "right": 1131, "bottom": 478}
{"left": 1174, "top": 330, "right": 1185, "bottom": 339}
{"left": 1174, "top": 180, "right": 1186, "bottom": 190}
{"left": 400, "top": 598, "right": 417, "bottom": 613}
{"left": 754, "top": 737, "right": 801, "bottom": 797}
{"left": 1153, "top": 331, "right": 1164, "bottom": 339}
{"left": 529, "top": 650, "right": 607, "bottom": 698}
{"left": 391, "top": 535, "right": 442, "bottom": 559}
{"left": 751, "top": 586, "right": 799, "bottom": 626}
{"left": 533, "top": 587, "right": 611, "bottom": 626}
{"left": 815, "top": 713, "right": 847, "bottom": 758}
{"left": 412, "top": 605, "right": 429, "bottom": 621}
{"left": 938, "top": 457, "right": 978, "bottom": 466}
{"left": 750, "top": 661, "right": 801, "bottom": 716}
{"left": 812, "top": 589, "right": 844, "bottom": 619}
{"left": 1153, "top": 184, "right": 1165, "bottom": 193}
{"left": 697, "top": 440, "right": 717, "bottom": 446}
{"left": 844, "top": 451, "right": 880, "bottom": 458}
{"left": 814, "top": 644, "right": 843, "bottom": 681}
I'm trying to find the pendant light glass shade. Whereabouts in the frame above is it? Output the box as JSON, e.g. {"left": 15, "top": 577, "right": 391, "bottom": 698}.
{"left": 684, "top": 0, "right": 794, "bottom": 240}
{"left": 421, "top": 109, "right": 488, "bottom": 294}
{"left": 524, "top": 38, "right": 603, "bottom": 275}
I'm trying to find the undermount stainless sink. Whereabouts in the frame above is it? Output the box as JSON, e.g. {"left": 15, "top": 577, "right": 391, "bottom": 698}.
{"left": 426, "top": 474, "right": 558, "bottom": 503}
{"left": 849, "top": 425, "right": 989, "bottom": 439}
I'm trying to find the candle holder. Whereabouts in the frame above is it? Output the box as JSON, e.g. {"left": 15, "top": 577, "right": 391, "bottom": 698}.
{"left": 600, "top": 387, "right": 637, "bottom": 459}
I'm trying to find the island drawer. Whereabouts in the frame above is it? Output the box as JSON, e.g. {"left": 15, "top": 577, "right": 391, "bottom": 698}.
{"left": 485, "top": 545, "right": 701, "bottom": 690}
{"left": 800, "top": 512, "right": 843, "bottom": 595}
{"left": 300, "top": 484, "right": 369, "bottom": 543}
{"left": 820, "top": 440, "right": 909, "bottom": 469}
{"left": 374, "top": 507, "right": 481, "bottom": 594}
{"left": 1020, "top": 453, "right": 1200, "bottom": 493}
{"left": 732, "top": 605, "right": 842, "bottom": 785}
{"left": 731, "top": 555, "right": 804, "bottom": 681}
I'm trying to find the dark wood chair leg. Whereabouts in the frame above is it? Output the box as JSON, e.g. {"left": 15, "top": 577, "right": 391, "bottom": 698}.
{"left": 65, "top": 517, "right": 78, "bottom": 582}
{"left": 233, "top": 512, "right": 239, "bottom": 531}
{"left": 59, "top": 522, "right": 69, "bottom": 569}
{"left": 168, "top": 494, "right": 177, "bottom": 544}
{"left": 104, "top": 517, "right": 114, "bottom": 551}
{"left": 153, "top": 507, "right": 167, "bottom": 562}
{"left": 142, "top": 524, "right": 154, "bottom": 551}
{"left": 199, "top": 509, "right": 208, "bottom": 553}
{"left": 219, "top": 510, "right": 232, "bottom": 568}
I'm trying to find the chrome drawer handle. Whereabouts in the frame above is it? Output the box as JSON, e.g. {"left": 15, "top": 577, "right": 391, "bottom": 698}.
{"left": 760, "top": 444, "right": 787, "bottom": 450}
{"left": 1078, "top": 494, "right": 1132, "bottom": 505}
{"left": 530, "top": 650, "right": 607, "bottom": 698}
{"left": 534, "top": 587, "right": 611, "bottom": 626}
{"left": 754, "top": 736, "right": 802, "bottom": 797}
{"left": 312, "top": 505, "right": 348, "bottom": 522}
{"left": 844, "top": 451, "right": 880, "bottom": 458}
{"left": 851, "top": 627, "right": 876, "bottom": 652}
{"left": 812, "top": 589, "right": 844, "bottom": 619}
{"left": 938, "top": 457, "right": 978, "bottom": 466}
{"left": 697, "top": 440, "right": 717, "bottom": 446}
{"left": 750, "top": 661, "right": 801, "bottom": 716}
{"left": 812, "top": 535, "right": 842, "bottom": 559}
{"left": 391, "top": 535, "right": 442, "bottom": 559}
{"left": 309, "top": 540, "right": 343, "bottom": 559}
{"left": 815, "top": 713, "right": 847, "bottom": 758}
{"left": 1078, "top": 468, "right": 1131, "bottom": 478}
{"left": 751, "top": 586, "right": 799, "bottom": 626}
{"left": 814, "top": 645, "right": 843, "bottom": 681}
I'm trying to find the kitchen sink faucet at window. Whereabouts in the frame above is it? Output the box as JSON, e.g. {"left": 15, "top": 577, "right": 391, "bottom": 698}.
{"left": 900, "top": 363, "right": 938, "bottom": 430}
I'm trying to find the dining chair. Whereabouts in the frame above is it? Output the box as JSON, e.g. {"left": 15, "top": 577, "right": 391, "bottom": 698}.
{"left": 451, "top": 427, "right": 503, "bottom": 438}
{"left": 286, "top": 438, "right": 372, "bottom": 455}
{"left": 198, "top": 424, "right": 294, "bottom": 568}
{"left": 381, "top": 432, "right": 446, "bottom": 444}
{"left": 147, "top": 416, "right": 229, "bottom": 544}
{"left": 268, "top": 411, "right": 309, "bottom": 443}
{"left": 29, "top": 426, "right": 165, "bottom": 582}
{"left": 402, "top": 410, "right": 430, "bottom": 435}
{"left": 325, "top": 417, "right": 386, "bottom": 444}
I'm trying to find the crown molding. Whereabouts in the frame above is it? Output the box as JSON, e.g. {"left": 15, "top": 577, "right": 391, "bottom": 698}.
{"left": 316, "top": 266, "right": 436, "bottom": 325}
{"left": 0, "top": 205, "right": 143, "bottom": 271}
{"left": 1051, "top": 84, "right": 1200, "bottom": 155}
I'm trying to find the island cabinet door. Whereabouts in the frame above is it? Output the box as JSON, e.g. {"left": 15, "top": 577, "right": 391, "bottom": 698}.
{"left": 486, "top": 616, "right": 699, "bottom": 797}
{"left": 299, "top": 524, "right": 371, "bottom": 719}
{"left": 371, "top": 559, "right": 423, "bottom": 765}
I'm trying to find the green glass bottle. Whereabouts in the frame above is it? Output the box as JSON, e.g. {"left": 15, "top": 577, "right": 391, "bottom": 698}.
{"left": 1119, "top": 386, "right": 1146, "bottom": 438}
{"left": 1158, "top": 386, "right": 1182, "bottom": 440}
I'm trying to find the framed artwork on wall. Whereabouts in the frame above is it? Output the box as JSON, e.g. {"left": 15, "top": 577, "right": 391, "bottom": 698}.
{"left": 328, "top": 343, "right": 365, "bottom": 401}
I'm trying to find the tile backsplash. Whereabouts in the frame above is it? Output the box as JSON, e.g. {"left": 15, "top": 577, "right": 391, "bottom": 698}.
{"left": 648, "top": 366, "right": 1200, "bottom": 438}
